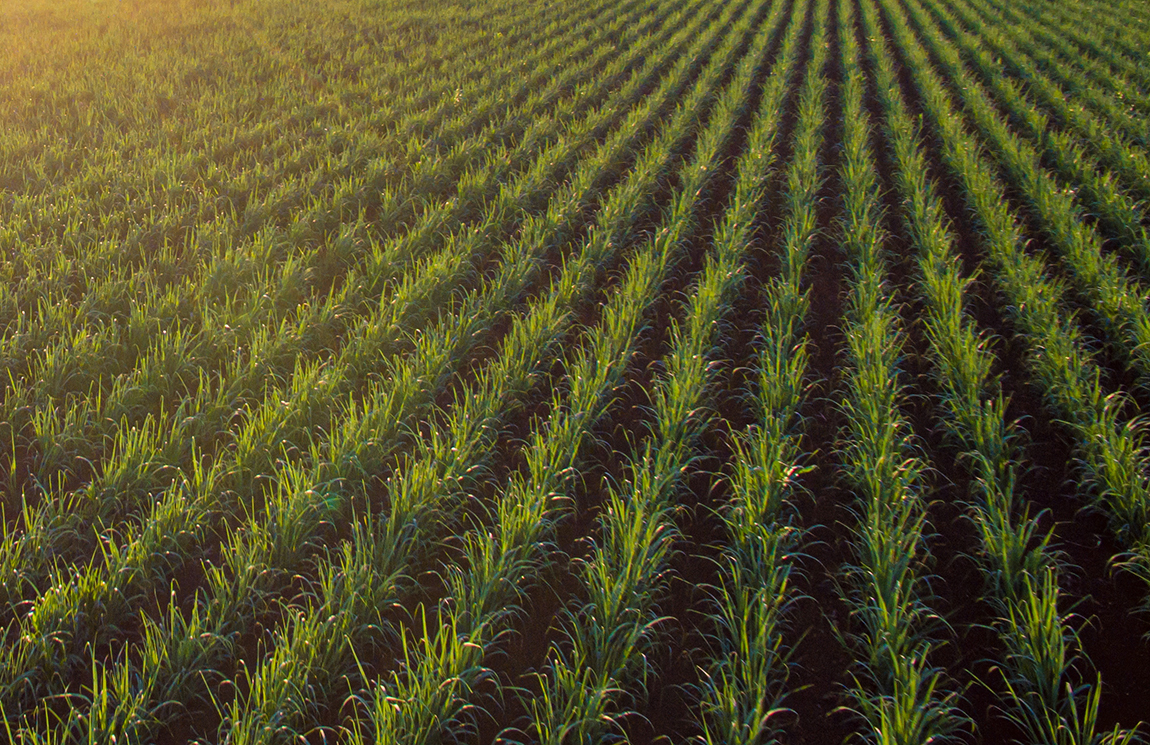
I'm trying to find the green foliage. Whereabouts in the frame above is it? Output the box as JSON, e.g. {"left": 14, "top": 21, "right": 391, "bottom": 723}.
{"left": 0, "top": 0, "right": 1148, "bottom": 741}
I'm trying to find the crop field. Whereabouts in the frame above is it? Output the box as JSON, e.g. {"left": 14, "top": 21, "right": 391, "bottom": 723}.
{"left": 3, "top": 0, "right": 1150, "bottom": 741}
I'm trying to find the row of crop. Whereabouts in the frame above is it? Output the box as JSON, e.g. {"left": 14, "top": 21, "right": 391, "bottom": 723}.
{"left": 0, "top": 0, "right": 559, "bottom": 225}
{"left": 0, "top": 0, "right": 784, "bottom": 737}
{"left": 835, "top": 0, "right": 962, "bottom": 737}
{"left": 0, "top": 0, "right": 740, "bottom": 703}
{"left": 1057, "top": 0, "right": 1150, "bottom": 43}
{"left": 974, "top": 0, "right": 1150, "bottom": 149}
{"left": 917, "top": 0, "right": 1150, "bottom": 266}
{"left": 0, "top": 0, "right": 662, "bottom": 418}
{"left": 0, "top": 0, "right": 682, "bottom": 629}
{"left": 0, "top": 0, "right": 667, "bottom": 496}
{"left": 495, "top": 0, "right": 804, "bottom": 738}
{"left": 871, "top": 0, "right": 1150, "bottom": 636}
{"left": 1013, "top": 0, "right": 1150, "bottom": 120}
{"left": 2, "top": 0, "right": 717, "bottom": 685}
{"left": 0, "top": 0, "right": 617, "bottom": 497}
{"left": 859, "top": 0, "right": 1134, "bottom": 739}
{"left": 889, "top": 0, "right": 1150, "bottom": 396}
{"left": 0, "top": 0, "right": 721, "bottom": 615}
{"left": 689, "top": 0, "right": 819, "bottom": 738}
